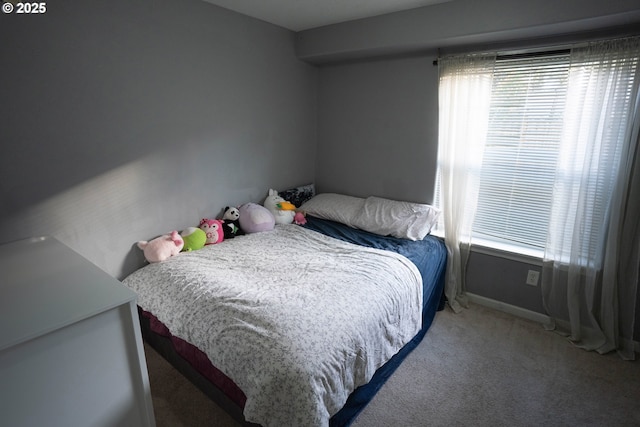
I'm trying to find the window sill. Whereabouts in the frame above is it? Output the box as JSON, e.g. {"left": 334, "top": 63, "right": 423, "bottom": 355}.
{"left": 470, "top": 239, "right": 543, "bottom": 267}
{"left": 431, "top": 230, "right": 543, "bottom": 266}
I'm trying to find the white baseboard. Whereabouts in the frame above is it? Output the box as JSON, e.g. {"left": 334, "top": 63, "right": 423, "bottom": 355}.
{"left": 466, "top": 293, "right": 551, "bottom": 325}
{"left": 466, "top": 293, "right": 640, "bottom": 355}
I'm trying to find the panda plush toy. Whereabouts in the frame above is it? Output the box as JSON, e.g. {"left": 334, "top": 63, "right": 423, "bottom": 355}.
{"left": 221, "top": 206, "right": 244, "bottom": 239}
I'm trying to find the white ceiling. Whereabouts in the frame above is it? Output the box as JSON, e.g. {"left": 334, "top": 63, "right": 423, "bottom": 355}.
{"left": 201, "top": 0, "right": 454, "bottom": 31}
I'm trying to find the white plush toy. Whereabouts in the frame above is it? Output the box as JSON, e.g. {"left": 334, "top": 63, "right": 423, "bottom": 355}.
{"left": 263, "top": 189, "right": 295, "bottom": 225}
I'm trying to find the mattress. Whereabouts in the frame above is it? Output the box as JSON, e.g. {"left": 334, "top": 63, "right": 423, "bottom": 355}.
{"left": 125, "top": 217, "right": 447, "bottom": 426}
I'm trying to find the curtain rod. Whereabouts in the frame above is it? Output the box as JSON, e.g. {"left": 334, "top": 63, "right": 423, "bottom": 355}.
{"left": 432, "top": 34, "right": 640, "bottom": 66}
{"left": 432, "top": 48, "right": 571, "bottom": 66}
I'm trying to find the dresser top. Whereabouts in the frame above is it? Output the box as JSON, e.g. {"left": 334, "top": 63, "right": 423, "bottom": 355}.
{"left": 0, "top": 236, "right": 136, "bottom": 351}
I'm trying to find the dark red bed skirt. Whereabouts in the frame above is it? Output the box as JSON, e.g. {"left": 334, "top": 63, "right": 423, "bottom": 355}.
{"left": 141, "top": 309, "right": 248, "bottom": 409}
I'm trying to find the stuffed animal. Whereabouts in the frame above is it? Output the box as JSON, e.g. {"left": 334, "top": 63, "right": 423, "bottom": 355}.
{"left": 263, "top": 188, "right": 295, "bottom": 225}
{"left": 199, "top": 218, "right": 225, "bottom": 245}
{"left": 137, "top": 231, "right": 184, "bottom": 263}
{"left": 238, "top": 202, "right": 275, "bottom": 233}
{"left": 221, "top": 206, "right": 244, "bottom": 239}
{"left": 293, "top": 211, "right": 307, "bottom": 225}
{"left": 181, "top": 227, "right": 207, "bottom": 252}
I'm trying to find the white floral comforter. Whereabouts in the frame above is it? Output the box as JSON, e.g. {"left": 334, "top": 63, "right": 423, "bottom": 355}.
{"left": 123, "top": 224, "right": 422, "bottom": 427}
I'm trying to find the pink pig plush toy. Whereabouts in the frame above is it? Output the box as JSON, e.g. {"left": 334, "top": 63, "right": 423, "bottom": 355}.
{"left": 137, "top": 230, "right": 184, "bottom": 263}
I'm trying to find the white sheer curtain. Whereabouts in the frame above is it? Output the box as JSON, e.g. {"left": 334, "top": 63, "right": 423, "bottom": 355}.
{"left": 437, "top": 55, "right": 496, "bottom": 313}
{"left": 541, "top": 38, "right": 640, "bottom": 360}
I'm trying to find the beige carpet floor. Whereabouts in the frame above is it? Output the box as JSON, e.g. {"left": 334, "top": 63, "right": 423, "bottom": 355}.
{"left": 144, "top": 303, "right": 640, "bottom": 427}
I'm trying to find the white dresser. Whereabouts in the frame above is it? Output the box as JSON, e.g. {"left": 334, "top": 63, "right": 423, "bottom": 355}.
{"left": 0, "top": 236, "right": 156, "bottom": 427}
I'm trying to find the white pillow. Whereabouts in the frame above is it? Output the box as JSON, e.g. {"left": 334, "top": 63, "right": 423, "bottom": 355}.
{"left": 299, "top": 193, "right": 365, "bottom": 228}
{"left": 356, "top": 196, "right": 440, "bottom": 241}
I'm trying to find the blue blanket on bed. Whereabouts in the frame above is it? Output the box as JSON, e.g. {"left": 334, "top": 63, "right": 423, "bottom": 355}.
{"left": 302, "top": 215, "right": 448, "bottom": 426}
{"left": 303, "top": 215, "right": 447, "bottom": 309}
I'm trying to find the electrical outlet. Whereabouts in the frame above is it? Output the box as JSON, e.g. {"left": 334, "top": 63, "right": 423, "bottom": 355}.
{"left": 526, "top": 270, "right": 540, "bottom": 286}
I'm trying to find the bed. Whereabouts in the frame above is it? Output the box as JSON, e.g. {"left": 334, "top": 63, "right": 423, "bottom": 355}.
{"left": 123, "top": 193, "right": 447, "bottom": 427}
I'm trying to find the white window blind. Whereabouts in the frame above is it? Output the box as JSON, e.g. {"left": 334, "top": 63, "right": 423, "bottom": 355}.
{"left": 473, "top": 52, "right": 570, "bottom": 252}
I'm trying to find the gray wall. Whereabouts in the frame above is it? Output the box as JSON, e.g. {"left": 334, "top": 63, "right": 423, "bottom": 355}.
{"left": 0, "top": 0, "right": 317, "bottom": 279}
{"left": 317, "top": 55, "right": 439, "bottom": 203}
{"left": 311, "top": 0, "right": 640, "bottom": 335}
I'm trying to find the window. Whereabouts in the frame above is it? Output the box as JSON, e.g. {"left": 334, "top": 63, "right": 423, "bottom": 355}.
{"left": 434, "top": 45, "right": 639, "bottom": 260}
{"left": 474, "top": 52, "right": 569, "bottom": 254}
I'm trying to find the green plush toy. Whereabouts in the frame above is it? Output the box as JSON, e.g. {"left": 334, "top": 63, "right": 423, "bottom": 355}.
{"left": 180, "top": 227, "right": 207, "bottom": 252}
